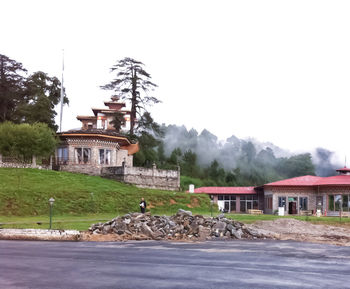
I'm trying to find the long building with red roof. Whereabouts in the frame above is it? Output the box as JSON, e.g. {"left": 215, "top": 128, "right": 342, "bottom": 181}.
{"left": 193, "top": 167, "right": 350, "bottom": 216}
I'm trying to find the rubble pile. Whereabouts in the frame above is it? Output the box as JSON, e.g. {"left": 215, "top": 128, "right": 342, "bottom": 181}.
{"left": 88, "top": 209, "right": 264, "bottom": 241}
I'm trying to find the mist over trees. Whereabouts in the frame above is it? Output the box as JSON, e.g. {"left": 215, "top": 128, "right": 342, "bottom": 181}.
{"left": 134, "top": 124, "right": 340, "bottom": 189}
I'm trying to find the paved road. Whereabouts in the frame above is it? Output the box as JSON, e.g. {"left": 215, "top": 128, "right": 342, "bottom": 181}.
{"left": 1, "top": 240, "right": 350, "bottom": 289}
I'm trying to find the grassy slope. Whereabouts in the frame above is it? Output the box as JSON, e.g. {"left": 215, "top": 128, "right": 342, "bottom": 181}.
{"left": 0, "top": 168, "right": 210, "bottom": 217}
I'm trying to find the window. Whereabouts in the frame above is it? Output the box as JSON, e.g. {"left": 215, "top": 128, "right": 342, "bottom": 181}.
{"left": 299, "top": 197, "right": 308, "bottom": 211}
{"left": 75, "top": 148, "right": 91, "bottom": 164}
{"left": 265, "top": 196, "right": 273, "bottom": 210}
{"left": 240, "top": 200, "right": 246, "bottom": 212}
{"left": 241, "top": 195, "right": 258, "bottom": 212}
{"left": 57, "top": 147, "right": 68, "bottom": 164}
{"left": 218, "top": 195, "right": 237, "bottom": 212}
{"left": 278, "top": 197, "right": 286, "bottom": 210}
{"left": 99, "top": 149, "right": 111, "bottom": 165}
{"left": 230, "top": 200, "right": 236, "bottom": 212}
{"left": 343, "top": 195, "right": 349, "bottom": 211}
{"left": 328, "top": 195, "right": 350, "bottom": 212}
{"left": 328, "top": 195, "right": 334, "bottom": 211}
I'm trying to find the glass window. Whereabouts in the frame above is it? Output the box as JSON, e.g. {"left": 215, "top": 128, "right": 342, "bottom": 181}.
{"left": 334, "top": 195, "right": 342, "bottom": 211}
{"left": 99, "top": 149, "right": 105, "bottom": 164}
{"left": 230, "top": 196, "right": 236, "bottom": 201}
{"left": 253, "top": 200, "right": 259, "bottom": 210}
{"left": 99, "top": 149, "right": 112, "bottom": 165}
{"left": 328, "top": 195, "right": 334, "bottom": 211}
{"left": 105, "top": 149, "right": 111, "bottom": 164}
{"left": 83, "top": 148, "right": 91, "bottom": 164}
{"left": 224, "top": 201, "right": 230, "bottom": 212}
{"left": 240, "top": 196, "right": 246, "bottom": 201}
{"left": 75, "top": 148, "right": 91, "bottom": 164}
{"left": 230, "top": 200, "right": 236, "bottom": 212}
{"left": 57, "top": 147, "right": 68, "bottom": 164}
{"left": 218, "top": 195, "right": 223, "bottom": 200}
{"left": 278, "top": 197, "right": 286, "bottom": 209}
{"left": 224, "top": 195, "right": 230, "bottom": 200}
{"left": 299, "top": 197, "right": 308, "bottom": 211}
{"left": 342, "top": 195, "right": 349, "bottom": 211}
{"left": 240, "top": 200, "right": 246, "bottom": 212}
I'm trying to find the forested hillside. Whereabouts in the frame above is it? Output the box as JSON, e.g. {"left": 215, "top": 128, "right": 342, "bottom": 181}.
{"left": 134, "top": 124, "right": 339, "bottom": 189}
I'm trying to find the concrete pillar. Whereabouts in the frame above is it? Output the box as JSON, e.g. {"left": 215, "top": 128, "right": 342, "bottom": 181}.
{"left": 236, "top": 196, "right": 240, "bottom": 212}
{"left": 68, "top": 146, "right": 75, "bottom": 164}
{"left": 152, "top": 163, "right": 156, "bottom": 187}
{"left": 91, "top": 147, "right": 98, "bottom": 165}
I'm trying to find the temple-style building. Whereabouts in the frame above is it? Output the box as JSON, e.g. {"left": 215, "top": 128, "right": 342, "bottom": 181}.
{"left": 54, "top": 97, "right": 180, "bottom": 191}
{"left": 54, "top": 96, "right": 139, "bottom": 175}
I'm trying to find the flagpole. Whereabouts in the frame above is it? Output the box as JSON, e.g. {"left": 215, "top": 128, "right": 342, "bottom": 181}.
{"left": 59, "top": 49, "right": 64, "bottom": 132}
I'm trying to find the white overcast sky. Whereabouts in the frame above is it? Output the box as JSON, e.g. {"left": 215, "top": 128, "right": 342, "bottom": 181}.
{"left": 2, "top": 0, "right": 350, "bottom": 163}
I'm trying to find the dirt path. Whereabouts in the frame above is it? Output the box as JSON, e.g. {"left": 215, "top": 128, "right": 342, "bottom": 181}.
{"left": 248, "top": 218, "right": 350, "bottom": 246}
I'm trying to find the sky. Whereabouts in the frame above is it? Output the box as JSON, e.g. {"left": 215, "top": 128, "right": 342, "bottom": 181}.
{"left": 2, "top": 0, "right": 350, "bottom": 164}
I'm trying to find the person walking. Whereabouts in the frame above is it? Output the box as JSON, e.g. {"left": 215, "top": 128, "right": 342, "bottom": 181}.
{"left": 139, "top": 197, "right": 147, "bottom": 213}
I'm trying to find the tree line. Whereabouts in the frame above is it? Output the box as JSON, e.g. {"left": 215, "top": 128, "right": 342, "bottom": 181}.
{"left": 0, "top": 54, "right": 68, "bottom": 131}
{"left": 132, "top": 124, "right": 316, "bottom": 190}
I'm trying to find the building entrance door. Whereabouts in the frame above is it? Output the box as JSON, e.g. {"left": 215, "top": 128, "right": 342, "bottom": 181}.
{"left": 288, "top": 197, "right": 297, "bottom": 214}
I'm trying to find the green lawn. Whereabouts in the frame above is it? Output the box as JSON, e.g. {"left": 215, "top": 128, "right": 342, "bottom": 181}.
{"left": 1, "top": 212, "right": 350, "bottom": 231}
{"left": 225, "top": 213, "right": 350, "bottom": 226}
{"left": 1, "top": 168, "right": 349, "bottom": 231}
{"left": 0, "top": 168, "right": 210, "bottom": 217}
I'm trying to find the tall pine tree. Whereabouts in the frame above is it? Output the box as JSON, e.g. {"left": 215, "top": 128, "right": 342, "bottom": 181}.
{"left": 101, "top": 57, "right": 159, "bottom": 135}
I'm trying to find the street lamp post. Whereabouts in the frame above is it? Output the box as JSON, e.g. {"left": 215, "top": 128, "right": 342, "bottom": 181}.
{"left": 49, "top": 197, "right": 55, "bottom": 229}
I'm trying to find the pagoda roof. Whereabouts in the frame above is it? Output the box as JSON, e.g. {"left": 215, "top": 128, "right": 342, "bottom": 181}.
{"left": 104, "top": 101, "right": 126, "bottom": 106}
{"left": 336, "top": 166, "right": 350, "bottom": 173}
{"left": 58, "top": 129, "right": 135, "bottom": 147}
{"left": 91, "top": 108, "right": 131, "bottom": 116}
{"left": 76, "top": 115, "right": 96, "bottom": 120}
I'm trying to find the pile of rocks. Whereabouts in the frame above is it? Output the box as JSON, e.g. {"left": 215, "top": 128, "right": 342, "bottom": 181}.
{"left": 89, "top": 209, "right": 264, "bottom": 241}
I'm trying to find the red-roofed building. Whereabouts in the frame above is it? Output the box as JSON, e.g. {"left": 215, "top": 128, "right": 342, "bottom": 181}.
{"left": 193, "top": 167, "right": 350, "bottom": 216}
{"left": 193, "top": 186, "right": 263, "bottom": 213}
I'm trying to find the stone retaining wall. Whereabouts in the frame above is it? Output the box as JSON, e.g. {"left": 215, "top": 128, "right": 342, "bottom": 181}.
{"left": 101, "top": 164, "right": 180, "bottom": 191}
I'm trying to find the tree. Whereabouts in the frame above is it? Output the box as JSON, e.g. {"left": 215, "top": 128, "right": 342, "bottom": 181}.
{"left": 169, "top": 148, "right": 182, "bottom": 165}
{"left": 278, "top": 153, "right": 315, "bottom": 178}
{"left": 241, "top": 141, "right": 256, "bottom": 163}
{"left": 0, "top": 122, "right": 58, "bottom": 161}
{"left": 101, "top": 57, "right": 159, "bottom": 135}
{"left": 15, "top": 71, "right": 68, "bottom": 131}
{"left": 0, "top": 54, "right": 27, "bottom": 122}
{"left": 181, "top": 150, "right": 200, "bottom": 178}
{"left": 109, "top": 111, "right": 126, "bottom": 131}
{"left": 132, "top": 112, "right": 163, "bottom": 167}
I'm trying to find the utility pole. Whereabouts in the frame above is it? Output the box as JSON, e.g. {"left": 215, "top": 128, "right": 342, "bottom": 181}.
{"left": 59, "top": 49, "right": 64, "bottom": 132}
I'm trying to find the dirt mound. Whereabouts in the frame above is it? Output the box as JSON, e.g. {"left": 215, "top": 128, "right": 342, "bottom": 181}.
{"left": 248, "top": 218, "right": 350, "bottom": 246}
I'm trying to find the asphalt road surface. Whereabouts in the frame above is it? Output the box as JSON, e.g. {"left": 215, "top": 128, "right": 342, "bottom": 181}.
{"left": 1, "top": 239, "right": 350, "bottom": 289}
